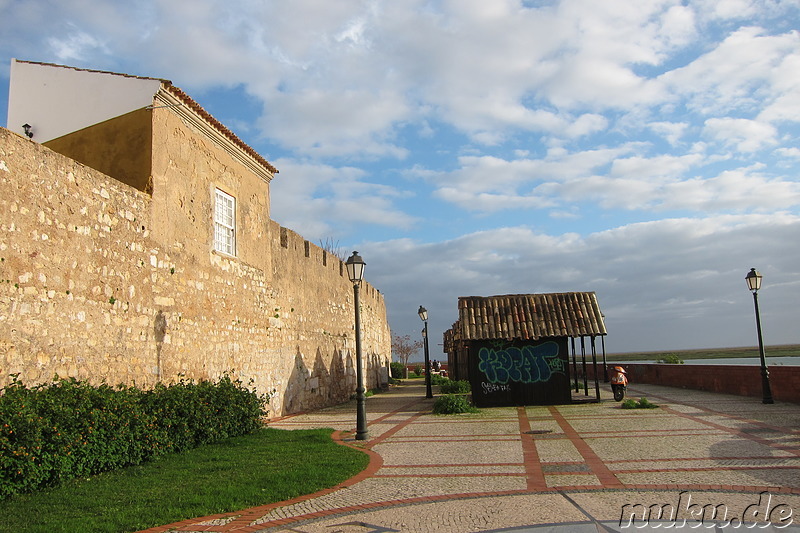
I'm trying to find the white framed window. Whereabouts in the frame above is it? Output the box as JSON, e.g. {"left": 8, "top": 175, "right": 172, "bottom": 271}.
{"left": 214, "top": 189, "right": 236, "bottom": 256}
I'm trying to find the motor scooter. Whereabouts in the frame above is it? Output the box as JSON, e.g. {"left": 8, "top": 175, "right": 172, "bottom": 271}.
{"left": 609, "top": 366, "right": 628, "bottom": 401}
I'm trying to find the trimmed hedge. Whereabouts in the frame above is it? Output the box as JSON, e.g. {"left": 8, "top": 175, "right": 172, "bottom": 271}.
{"left": 0, "top": 374, "right": 267, "bottom": 499}
{"left": 430, "top": 374, "right": 449, "bottom": 386}
{"left": 389, "top": 362, "right": 405, "bottom": 379}
{"left": 439, "top": 379, "right": 471, "bottom": 394}
{"left": 433, "top": 394, "right": 479, "bottom": 414}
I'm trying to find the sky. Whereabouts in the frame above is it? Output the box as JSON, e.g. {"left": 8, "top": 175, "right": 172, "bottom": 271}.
{"left": 1, "top": 0, "right": 799, "bottom": 359}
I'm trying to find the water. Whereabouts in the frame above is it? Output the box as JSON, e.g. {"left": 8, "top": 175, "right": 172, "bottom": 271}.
{"left": 613, "top": 356, "right": 800, "bottom": 366}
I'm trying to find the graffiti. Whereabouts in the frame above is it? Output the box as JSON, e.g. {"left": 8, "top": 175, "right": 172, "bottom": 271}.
{"left": 478, "top": 341, "right": 564, "bottom": 384}
{"left": 482, "top": 382, "right": 512, "bottom": 394}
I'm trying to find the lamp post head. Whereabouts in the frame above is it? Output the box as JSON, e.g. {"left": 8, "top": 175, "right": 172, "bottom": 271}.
{"left": 418, "top": 305, "right": 428, "bottom": 322}
{"left": 745, "top": 268, "right": 762, "bottom": 293}
{"left": 345, "top": 251, "right": 366, "bottom": 283}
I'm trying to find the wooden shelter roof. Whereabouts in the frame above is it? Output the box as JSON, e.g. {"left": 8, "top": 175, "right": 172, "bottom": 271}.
{"left": 446, "top": 292, "right": 606, "bottom": 348}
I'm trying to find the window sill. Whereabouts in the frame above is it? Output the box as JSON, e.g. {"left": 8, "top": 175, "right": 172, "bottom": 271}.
{"left": 212, "top": 249, "right": 238, "bottom": 261}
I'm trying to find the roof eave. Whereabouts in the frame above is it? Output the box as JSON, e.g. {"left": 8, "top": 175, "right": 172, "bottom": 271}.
{"left": 155, "top": 85, "right": 278, "bottom": 182}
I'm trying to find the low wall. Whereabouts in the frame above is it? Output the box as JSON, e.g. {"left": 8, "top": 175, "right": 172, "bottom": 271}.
{"left": 403, "top": 363, "right": 448, "bottom": 373}
{"left": 584, "top": 363, "right": 800, "bottom": 404}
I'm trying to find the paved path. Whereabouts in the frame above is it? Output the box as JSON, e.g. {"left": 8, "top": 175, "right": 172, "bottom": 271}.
{"left": 143, "top": 382, "right": 800, "bottom": 532}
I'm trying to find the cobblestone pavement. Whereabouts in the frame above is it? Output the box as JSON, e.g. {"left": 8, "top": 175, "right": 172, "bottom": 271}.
{"left": 141, "top": 382, "right": 800, "bottom": 533}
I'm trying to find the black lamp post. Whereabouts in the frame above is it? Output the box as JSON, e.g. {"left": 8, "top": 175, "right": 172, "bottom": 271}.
{"left": 418, "top": 305, "right": 433, "bottom": 399}
{"left": 346, "top": 251, "right": 369, "bottom": 440}
{"left": 745, "top": 268, "right": 774, "bottom": 405}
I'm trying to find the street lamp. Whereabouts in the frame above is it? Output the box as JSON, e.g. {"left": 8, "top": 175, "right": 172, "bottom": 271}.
{"left": 418, "top": 305, "right": 433, "bottom": 399}
{"left": 346, "top": 251, "right": 369, "bottom": 440}
{"left": 745, "top": 268, "right": 774, "bottom": 405}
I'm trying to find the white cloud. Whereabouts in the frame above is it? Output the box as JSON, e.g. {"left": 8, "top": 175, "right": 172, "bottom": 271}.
{"left": 269, "top": 158, "right": 418, "bottom": 240}
{"left": 368, "top": 212, "right": 800, "bottom": 353}
{"left": 758, "top": 53, "right": 800, "bottom": 123}
{"left": 261, "top": 89, "right": 411, "bottom": 158}
{"left": 434, "top": 187, "right": 557, "bottom": 212}
{"left": 429, "top": 144, "right": 800, "bottom": 215}
{"left": 6, "top": 0, "right": 798, "bottom": 159}
{"left": 649, "top": 121, "right": 689, "bottom": 146}
{"left": 776, "top": 147, "right": 800, "bottom": 158}
{"left": 695, "top": 0, "right": 759, "bottom": 20}
{"left": 439, "top": 144, "right": 640, "bottom": 189}
{"left": 47, "top": 27, "right": 110, "bottom": 62}
{"left": 609, "top": 153, "right": 703, "bottom": 179}
{"left": 565, "top": 113, "right": 609, "bottom": 137}
{"left": 3, "top": 0, "right": 800, "bottom": 354}
{"left": 703, "top": 117, "right": 778, "bottom": 152}
{"left": 659, "top": 26, "right": 799, "bottom": 115}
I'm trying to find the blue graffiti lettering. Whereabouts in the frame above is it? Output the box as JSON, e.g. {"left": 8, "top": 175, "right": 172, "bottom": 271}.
{"left": 478, "top": 342, "right": 563, "bottom": 384}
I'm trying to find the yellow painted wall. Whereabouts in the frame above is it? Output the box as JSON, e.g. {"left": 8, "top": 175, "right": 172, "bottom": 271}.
{"left": 44, "top": 108, "right": 153, "bottom": 193}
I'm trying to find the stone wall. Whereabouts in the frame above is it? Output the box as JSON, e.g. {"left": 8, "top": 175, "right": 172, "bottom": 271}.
{"left": 0, "top": 127, "right": 391, "bottom": 416}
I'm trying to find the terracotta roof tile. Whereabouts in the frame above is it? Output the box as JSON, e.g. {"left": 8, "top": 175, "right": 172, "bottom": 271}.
{"left": 449, "top": 292, "right": 606, "bottom": 344}
{"left": 163, "top": 84, "right": 278, "bottom": 175}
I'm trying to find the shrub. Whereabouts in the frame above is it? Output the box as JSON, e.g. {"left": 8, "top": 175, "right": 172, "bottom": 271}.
{"left": 658, "top": 353, "right": 684, "bottom": 364}
{"left": 430, "top": 374, "right": 449, "bottom": 386}
{"left": 439, "top": 380, "right": 471, "bottom": 394}
{"left": 389, "top": 362, "right": 405, "bottom": 379}
{"left": 621, "top": 397, "right": 659, "bottom": 409}
{"left": 0, "top": 374, "right": 267, "bottom": 499}
{"left": 433, "top": 394, "right": 479, "bottom": 415}
{"left": 637, "top": 397, "right": 658, "bottom": 408}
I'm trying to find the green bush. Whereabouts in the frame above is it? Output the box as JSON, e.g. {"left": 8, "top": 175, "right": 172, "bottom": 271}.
{"left": 430, "top": 374, "right": 449, "bottom": 386}
{"left": 439, "top": 380, "right": 471, "bottom": 394}
{"left": 433, "top": 394, "right": 479, "bottom": 415}
{"left": 0, "top": 374, "right": 267, "bottom": 499}
{"left": 621, "top": 397, "right": 659, "bottom": 409}
{"left": 658, "top": 353, "right": 684, "bottom": 364}
{"left": 389, "top": 362, "right": 405, "bottom": 379}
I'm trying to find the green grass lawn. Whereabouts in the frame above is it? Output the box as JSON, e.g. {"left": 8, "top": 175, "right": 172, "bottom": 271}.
{"left": 0, "top": 427, "right": 368, "bottom": 533}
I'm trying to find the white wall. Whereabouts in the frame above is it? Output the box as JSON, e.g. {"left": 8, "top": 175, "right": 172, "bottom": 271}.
{"left": 6, "top": 59, "right": 162, "bottom": 142}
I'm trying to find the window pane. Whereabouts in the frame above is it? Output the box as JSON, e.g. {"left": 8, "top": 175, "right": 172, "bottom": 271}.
{"left": 214, "top": 190, "right": 235, "bottom": 256}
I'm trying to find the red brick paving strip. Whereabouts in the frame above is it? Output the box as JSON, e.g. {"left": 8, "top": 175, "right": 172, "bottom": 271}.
{"left": 547, "top": 405, "right": 624, "bottom": 488}
{"left": 517, "top": 406, "right": 548, "bottom": 490}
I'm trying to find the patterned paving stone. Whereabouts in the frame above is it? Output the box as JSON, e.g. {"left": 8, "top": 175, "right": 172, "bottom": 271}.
{"left": 546, "top": 473, "right": 602, "bottom": 487}
{"left": 374, "top": 439, "right": 523, "bottom": 466}
{"left": 260, "top": 493, "right": 590, "bottom": 533}
{"left": 141, "top": 382, "right": 800, "bottom": 533}
{"left": 378, "top": 464, "right": 527, "bottom": 476}
{"left": 534, "top": 438, "right": 584, "bottom": 462}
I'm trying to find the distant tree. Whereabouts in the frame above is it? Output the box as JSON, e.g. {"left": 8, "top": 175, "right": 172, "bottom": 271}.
{"left": 392, "top": 334, "right": 423, "bottom": 372}
{"left": 658, "top": 353, "right": 684, "bottom": 364}
{"left": 318, "top": 237, "right": 345, "bottom": 261}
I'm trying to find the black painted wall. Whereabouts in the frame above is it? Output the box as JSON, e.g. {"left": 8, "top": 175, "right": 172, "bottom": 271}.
{"left": 468, "top": 337, "right": 572, "bottom": 407}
